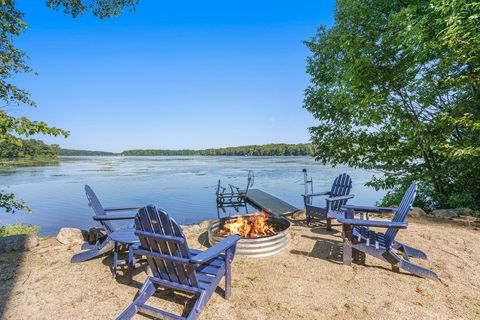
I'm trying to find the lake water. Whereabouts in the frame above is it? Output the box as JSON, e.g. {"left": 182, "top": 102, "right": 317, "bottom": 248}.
{"left": 0, "top": 156, "right": 386, "bottom": 235}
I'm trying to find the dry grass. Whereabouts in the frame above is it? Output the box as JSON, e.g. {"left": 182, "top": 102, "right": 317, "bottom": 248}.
{"left": 1, "top": 212, "right": 479, "bottom": 319}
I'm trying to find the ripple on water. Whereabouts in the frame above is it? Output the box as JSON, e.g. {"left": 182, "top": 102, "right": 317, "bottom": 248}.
{"left": 0, "top": 156, "right": 386, "bottom": 235}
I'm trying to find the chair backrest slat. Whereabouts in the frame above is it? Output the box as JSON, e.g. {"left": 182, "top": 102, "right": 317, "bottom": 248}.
{"left": 170, "top": 218, "right": 198, "bottom": 287}
{"left": 146, "top": 206, "right": 181, "bottom": 283}
{"left": 136, "top": 207, "right": 171, "bottom": 281}
{"left": 85, "top": 185, "right": 114, "bottom": 233}
{"left": 384, "top": 182, "right": 417, "bottom": 247}
{"left": 156, "top": 209, "right": 190, "bottom": 286}
{"left": 329, "top": 173, "right": 353, "bottom": 210}
{"left": 135, "top": 205, "right": 198, "bottom": 288}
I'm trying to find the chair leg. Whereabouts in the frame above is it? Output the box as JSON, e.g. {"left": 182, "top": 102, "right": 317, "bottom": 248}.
{"left": 225, "top": 249, "right": 233, "bottom": 299}
{"left": 81, "top": 242, "right": 95, "bottom": 250}
{"left": 128, "top": 245, "right": 134, "bottom": 284}
{"left": 326, "top": 218, "right": 332, "bottom": 231}
{"left": 71, "top": 237, "right": 114, "bottom": 263}
{"left": 342, "top": 224, "right": 353, "bottom": 266}
{"left": 116, "top": 278, "right": 156, "bottom": 320}
{"left": 393, "top": 241, "right": 428, "bottom": 259}
{"left": 400, "top": 259, "right": 438, "bottom": 280}
{"left": 186, "top": 292, "right": 206, "bottom": 320}
{"left": 112, "top": 241, "right": 119, "bottom": 278}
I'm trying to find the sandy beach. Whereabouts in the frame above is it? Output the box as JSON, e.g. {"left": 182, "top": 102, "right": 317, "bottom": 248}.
{"left": 1, "top": 212, "right": 479, "bottom": 319}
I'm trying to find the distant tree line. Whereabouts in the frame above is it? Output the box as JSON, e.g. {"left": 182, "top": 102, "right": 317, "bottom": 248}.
{"left": 121, "top": 144, "right": 314, "bottom": 156}
{"left": 59, "top": 149, "right": 117, "bottom": 156}
{"left": 2, "top": 142, "right": 313, "bottom": 159}
{"left": 0, "top": 139, "right": 60, "bottom": 159}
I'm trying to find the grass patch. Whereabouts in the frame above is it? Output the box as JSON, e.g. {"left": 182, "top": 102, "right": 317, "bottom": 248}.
{"left": 0, "top": 158, "right": 59, "bottom": 168}
{"left": 0, "top": 223, "right": 39, "bottom": 238}
{"left": 344, "top": 302, "right": 353, "bottom": 310}
{"left": 383, "top": 302, "right": 393, "bottom": 310}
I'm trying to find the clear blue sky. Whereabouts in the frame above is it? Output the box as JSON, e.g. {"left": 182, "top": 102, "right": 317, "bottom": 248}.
{"left": 15, "top": 0, "right": 335, "bottom": 152}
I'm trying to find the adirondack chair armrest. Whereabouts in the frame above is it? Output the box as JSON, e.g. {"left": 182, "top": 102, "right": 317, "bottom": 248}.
{"left": 104, "top": 206, "right": 141, "bottom": 212}
{"left": 134, "top": 230, "right": 186, "bottom": 244}
{"left": 93, "top": 213, "right": 137, "bottom": 221}
{"left": 337, "top": 217, "right": 408, "bottom": 228}
{"left": 302, "top": 191, "right": 331, "bottom": 198}
{"left": 326, "top": 194, "right": 354, "bottom": 202}
{"left": 190, "top": 235, "right": 241, "bottom": 264}
{"left": 340, "top": 204, "right": 397, "bottom": 213}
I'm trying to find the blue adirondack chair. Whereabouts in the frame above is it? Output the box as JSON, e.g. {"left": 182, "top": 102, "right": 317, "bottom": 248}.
{"left": 338, "top": 182, "right": 438, "bottom": 279}
{"left": 302, "top": 173, "right": 354, "bottom": 230}
{"left": 71, "top": 185, "right": 140, "bottom": 263}
{"left": 117, "top": 205, "right": 240, "bottom": 320}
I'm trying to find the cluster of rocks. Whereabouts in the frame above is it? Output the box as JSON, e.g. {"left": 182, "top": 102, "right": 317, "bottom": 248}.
{"left": 0, "top": 234, "right": 39, "bottom": 253}
{"left": 56, "top": 227, "right": 107, "bottom": 245}
{"left": 429, "top": 208, "right": 478, "bottom": 219}
{"left": 0, "top": 226, "right": 108, "bottom": 253}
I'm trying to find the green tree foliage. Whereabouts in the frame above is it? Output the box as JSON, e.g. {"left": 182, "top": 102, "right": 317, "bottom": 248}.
{"left": 0, "top": 192, "right": 30, "bottom": 213}
{"left": 0, "top": 223, "right": 38, "bottom": 237}
{"left": 0, "top": 0, "right": 138, "bottom": 212}
{"left": 46, "top": 0, "right": 138, "bottom": 18}
{"left": 0, "top": 139, "right": 60, "bottom": 158}
{"left": 304, "top": 0, "right": 480, "bottom": 210}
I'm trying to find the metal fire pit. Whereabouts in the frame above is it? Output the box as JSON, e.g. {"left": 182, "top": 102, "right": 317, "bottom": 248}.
{"left": 207, "top": 214, "right": 291, "bottom": 258}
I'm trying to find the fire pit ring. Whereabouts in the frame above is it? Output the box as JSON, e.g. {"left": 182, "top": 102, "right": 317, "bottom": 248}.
{"left": 208, "top": 214, "right": 291, "bottom": 258}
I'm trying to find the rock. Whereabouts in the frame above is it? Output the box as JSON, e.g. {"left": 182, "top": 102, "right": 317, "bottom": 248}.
{"left": 0, "top": 234, "right": 39, "bottom": 252}
{"left": 181, "top": 220, "right": 211, "bottom": 234}
{"left": 452, "top": 215, "right": 478, "bottom": 225}
{"left": 87, "top": 227, "right": 107, "bottom": 243}
{"left": 56, "top": 228, "right": 88, "bottom": 245}
{"left": 458, "top": 208, "right": 476, "bottom": 216}
{"left": 198, "top": 220, "right": 212, "bottom": 229}
{"left": 430, "top": 208, "right": 475, "bottom": 219}
{"left": 291, "top": 210, "right": 306, "bottom": 221}
{"left": 189, "top": 224, "right": 201, "bottom": 232}
{"left": 408, "top": 207, "right": 427, "bottom": 218}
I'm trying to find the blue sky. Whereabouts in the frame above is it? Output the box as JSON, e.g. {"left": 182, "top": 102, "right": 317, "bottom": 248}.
{"left": 15, "top": 0, "right": 335, "bottom": 152}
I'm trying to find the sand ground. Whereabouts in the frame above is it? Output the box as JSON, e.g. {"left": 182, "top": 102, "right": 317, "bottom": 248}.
{"left": 1, "top": 212, "right": 479, "bottom": 320}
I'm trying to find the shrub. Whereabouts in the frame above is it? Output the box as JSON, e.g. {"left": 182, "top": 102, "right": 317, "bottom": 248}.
{"left": 0, "top": 224, "right": 40, "bottom": 238}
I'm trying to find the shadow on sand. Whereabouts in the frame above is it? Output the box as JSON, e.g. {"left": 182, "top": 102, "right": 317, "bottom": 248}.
{"left": 99, "top": 231, "right": 223, "bottom": 319}
{"left": 0, "top": 237, "right": 29, "bottom": 318}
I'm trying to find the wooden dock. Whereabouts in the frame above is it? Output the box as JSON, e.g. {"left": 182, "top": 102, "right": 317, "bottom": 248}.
{"left": 245, "top": 189, "right": 299, "bottom": 216}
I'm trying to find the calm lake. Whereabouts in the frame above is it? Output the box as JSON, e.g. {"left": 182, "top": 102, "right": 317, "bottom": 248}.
{"left": 0, "top": 156, "right": 386, "bottom": 235}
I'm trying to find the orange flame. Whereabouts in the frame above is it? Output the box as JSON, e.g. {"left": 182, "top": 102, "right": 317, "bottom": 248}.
{"left": 217, "top": 212, "right": 276, "bottom": 238}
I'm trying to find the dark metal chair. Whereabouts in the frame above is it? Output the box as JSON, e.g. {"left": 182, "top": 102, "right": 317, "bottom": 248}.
{"left": 216, "top": 170, "right": 254, "bottom": 217}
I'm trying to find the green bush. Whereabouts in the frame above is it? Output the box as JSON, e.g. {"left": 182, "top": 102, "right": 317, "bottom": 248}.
{"left": 0, "top": 224, "right": 39, "bottom": 238}
{"left": 304, "top": 0, "right": 480, "bottom": 211}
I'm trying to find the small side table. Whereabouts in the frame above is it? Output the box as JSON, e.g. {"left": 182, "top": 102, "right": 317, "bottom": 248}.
{"left": 109, "top": 228, "right": 140, "bottom": 282}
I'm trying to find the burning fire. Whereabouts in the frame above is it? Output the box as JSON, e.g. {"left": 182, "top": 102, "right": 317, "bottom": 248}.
{"left": 217, "top": 212, "right": 276, "bottom": 238}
